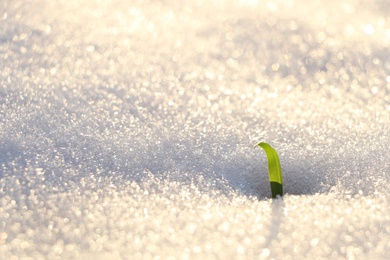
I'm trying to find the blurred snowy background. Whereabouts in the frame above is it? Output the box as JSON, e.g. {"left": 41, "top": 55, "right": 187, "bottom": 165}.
{"left": 1, "top": 0, "right": 389, "bottom": 258}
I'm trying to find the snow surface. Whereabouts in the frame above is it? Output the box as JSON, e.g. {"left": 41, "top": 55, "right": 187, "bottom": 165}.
{"left": 1, "top": 0, "right": 390, "bottom": 258}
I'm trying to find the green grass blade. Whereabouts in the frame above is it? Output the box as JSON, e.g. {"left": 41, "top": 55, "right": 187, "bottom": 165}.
{"left": 255, "top": 142, "right": 283, "bottom": 198}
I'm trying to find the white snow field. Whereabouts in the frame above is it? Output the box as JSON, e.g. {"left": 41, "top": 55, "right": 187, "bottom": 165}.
{"left": 1, "top": 0, "right": 390, "bottom": 258}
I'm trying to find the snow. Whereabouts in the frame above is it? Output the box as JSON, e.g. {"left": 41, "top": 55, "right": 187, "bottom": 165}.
{"left": 1, "top": 0, "right": 389, "bottom": 258}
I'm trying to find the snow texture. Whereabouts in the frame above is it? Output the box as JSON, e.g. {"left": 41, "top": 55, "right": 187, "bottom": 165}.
{"left": 1, "top": 0, "right": 389, "bottom": 258}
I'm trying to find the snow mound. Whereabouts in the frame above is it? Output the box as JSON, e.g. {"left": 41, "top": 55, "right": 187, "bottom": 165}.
{"left": 1, "top": 0, "right": 389, "bottom": 258}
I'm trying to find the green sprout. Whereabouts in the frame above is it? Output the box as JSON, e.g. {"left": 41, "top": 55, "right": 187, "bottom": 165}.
{"left": 255, "top": 142, "right": 283, "bottom": 198}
